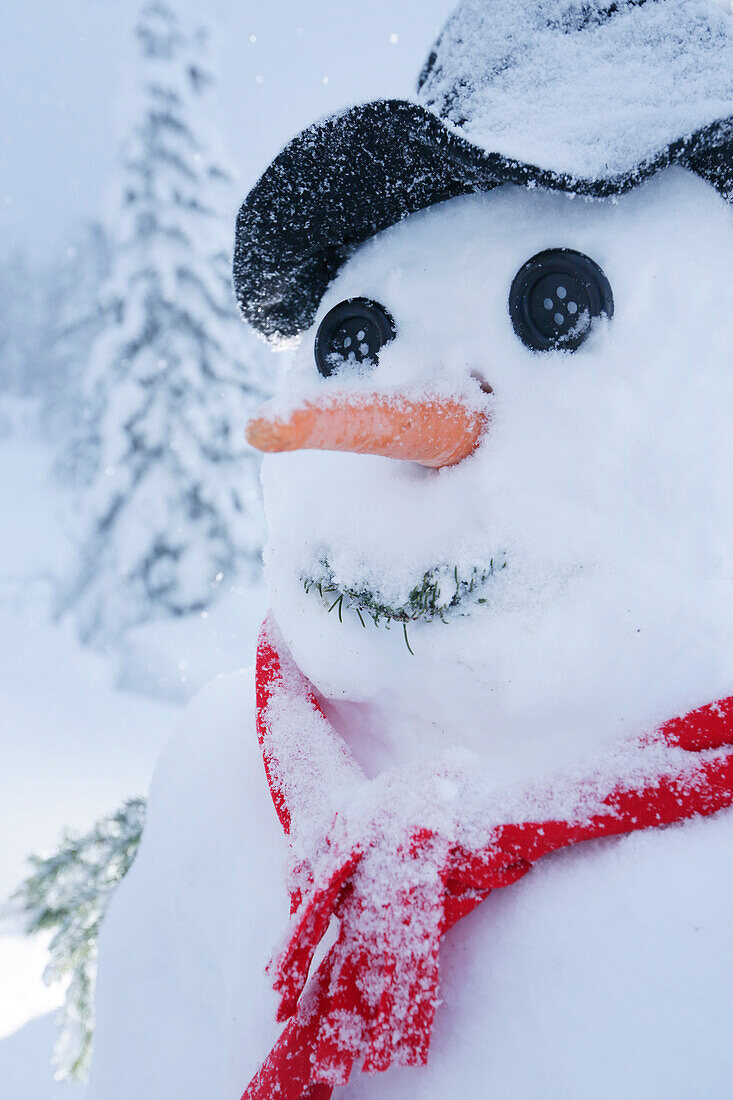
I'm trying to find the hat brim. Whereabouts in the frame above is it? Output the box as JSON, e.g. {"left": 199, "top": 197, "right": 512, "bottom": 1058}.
{"left": 234, "top": 99, "right": 733, "bottom": 343}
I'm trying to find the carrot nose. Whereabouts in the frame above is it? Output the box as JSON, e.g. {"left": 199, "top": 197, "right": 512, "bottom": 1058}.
{"left": 245, "top": 391, "right": 489, "bottom": 469}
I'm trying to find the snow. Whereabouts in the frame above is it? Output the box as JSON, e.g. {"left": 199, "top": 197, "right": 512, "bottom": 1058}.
{"left": 419, "top": 0, "right": 733, "bottom": 179}
{"left": 0, "top": 1014, "right": 79, "bottom": 1099}
{"left": 0, "top": 938, "right": 63, "bottom": 1044}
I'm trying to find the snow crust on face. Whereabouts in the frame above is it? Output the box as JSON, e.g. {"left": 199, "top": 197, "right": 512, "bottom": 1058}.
{"left": 418, "top": 0, "right": 733, "bottom": 179}
{"left": 263, "top": 170, "right": 733, "bottom": 786}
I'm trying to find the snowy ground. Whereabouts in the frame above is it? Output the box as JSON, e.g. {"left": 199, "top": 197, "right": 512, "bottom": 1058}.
{"left": 0, "top": 405, "right": 265, "bottom": 1092}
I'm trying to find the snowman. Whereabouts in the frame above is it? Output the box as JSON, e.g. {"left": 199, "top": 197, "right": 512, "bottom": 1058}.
{"left": 87, "top": 2, "right": 733, "bottom": 1098}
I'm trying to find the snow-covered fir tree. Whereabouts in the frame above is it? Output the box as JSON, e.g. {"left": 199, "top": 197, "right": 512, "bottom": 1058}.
{"left": 5, "top": 799, "right": 145, "bottom": 1082}
{"left": 63, "top": 1, "right": 269, "bottom": 643}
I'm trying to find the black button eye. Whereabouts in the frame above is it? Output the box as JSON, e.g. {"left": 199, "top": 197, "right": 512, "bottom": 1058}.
{"left": 509, "top": 249, "right": 614, "bottom": 353}
{"left": 315, "top": 298, "right": 396, "bottom": 378}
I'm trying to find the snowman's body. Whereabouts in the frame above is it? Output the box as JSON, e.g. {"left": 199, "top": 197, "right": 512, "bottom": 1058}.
{"left": 88, "top": 169, "right": 733, "bottom": 1099}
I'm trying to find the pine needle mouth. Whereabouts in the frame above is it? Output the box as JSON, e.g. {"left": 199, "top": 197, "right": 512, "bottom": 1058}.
{"left": 301, "top": 558, "right": 508, "bottom": 647}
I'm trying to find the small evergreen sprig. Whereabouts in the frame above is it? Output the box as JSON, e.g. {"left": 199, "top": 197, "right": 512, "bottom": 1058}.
{"left": 303, "top": 559, "right": 506, "bottom": 652}
{"left": 4, "top": 798, "right": 146, "bottom": 1082}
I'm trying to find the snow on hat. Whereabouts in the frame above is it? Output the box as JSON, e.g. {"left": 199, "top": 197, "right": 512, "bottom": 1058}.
{"left": 418, "top": 0, "right": 733, "bottom": 179}
{"left": 234, "top": 0, "right": 733, "bottom": 343}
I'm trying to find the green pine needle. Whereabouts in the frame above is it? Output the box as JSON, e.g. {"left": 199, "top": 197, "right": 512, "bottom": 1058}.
{"left": 301, "top": 557, "right": 508, "bottom": 653}
{"left": 4, "top": 798, "right": 146, "bottom": 1083}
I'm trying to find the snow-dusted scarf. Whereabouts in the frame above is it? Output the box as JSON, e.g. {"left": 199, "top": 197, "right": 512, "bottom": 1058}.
{"left": 242, "top": 615, "right": 733, "bottom": 1100}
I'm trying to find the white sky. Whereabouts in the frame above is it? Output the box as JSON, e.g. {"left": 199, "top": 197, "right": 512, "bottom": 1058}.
{"left": 1, "top": 0, "right": 453, "bottom": 264}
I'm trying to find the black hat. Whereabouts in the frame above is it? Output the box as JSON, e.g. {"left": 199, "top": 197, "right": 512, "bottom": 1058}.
{"left": 234, "top": 0, "right": 733, "bottom": 344}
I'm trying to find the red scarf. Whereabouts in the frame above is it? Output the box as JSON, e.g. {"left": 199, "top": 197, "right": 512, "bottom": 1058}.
{"left": 242, "top": 615, "right": 733, "bottom": 1100}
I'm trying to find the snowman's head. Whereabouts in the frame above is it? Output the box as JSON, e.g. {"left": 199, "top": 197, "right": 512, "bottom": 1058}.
{"left": 237, "top": 0, "right": 733, "bottom": 770}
